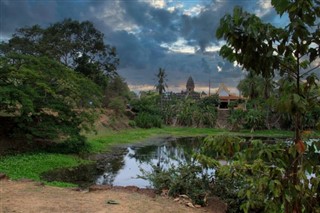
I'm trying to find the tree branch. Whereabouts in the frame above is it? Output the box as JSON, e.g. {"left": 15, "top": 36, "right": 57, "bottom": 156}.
{"left": 300, "top": 63, "right": 320, "bottom": 78}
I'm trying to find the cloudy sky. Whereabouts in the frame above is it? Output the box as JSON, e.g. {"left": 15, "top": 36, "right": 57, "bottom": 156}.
{"left": 1, "top": 0, "right": 287, "bottom": 93}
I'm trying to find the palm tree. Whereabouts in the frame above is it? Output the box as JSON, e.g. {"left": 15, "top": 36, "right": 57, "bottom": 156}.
{"left": 155, "top": 68, "right": 168, "bottom": 95}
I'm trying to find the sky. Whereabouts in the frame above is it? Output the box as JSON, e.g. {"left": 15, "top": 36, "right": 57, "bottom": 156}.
{"left": 0, "top": 0, "right": 287, "bottom": 93}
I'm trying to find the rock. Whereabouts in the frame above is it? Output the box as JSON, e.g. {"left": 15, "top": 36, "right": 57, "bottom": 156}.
{"left": 106, "top": 200, "right": 119, "bottom": 205}
{"left": 173, "top": 198, "right": 180, "bottom": 202}
{"left": 0, "top": 173, "right": 8, "bottom": 180}
{"left": 186, "top": 202, "right": 195, "bottom": 208}
{"left": 195, "top": 204, "right": 202, "bottom": 208}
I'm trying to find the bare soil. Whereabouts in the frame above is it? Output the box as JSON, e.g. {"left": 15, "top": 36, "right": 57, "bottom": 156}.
{"left": 0, "top": 179, "right": 227, "bottom": 213}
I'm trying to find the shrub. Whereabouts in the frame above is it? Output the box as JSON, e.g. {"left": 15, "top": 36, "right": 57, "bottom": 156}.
{"left": 128, "top": 120, "right": 136, "bottom": 128}
{"left": 197, "top": 134, "right": 320, "bottom": 213}
{"left": 134, "top": 112, "right": 162, "bottom": 128}
{"left": 140, "top": 162, "right": 212, "bottom": 206}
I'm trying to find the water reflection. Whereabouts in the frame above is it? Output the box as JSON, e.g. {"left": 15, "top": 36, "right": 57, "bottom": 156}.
{"left": 95, "top": 137, "right": 203, "bottom": 188}
{"left": 41, "top": 137, "right": 204, "bottom": 188}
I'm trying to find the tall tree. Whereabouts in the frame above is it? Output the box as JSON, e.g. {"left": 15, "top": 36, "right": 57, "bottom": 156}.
{"left": 216, "top": 1, "right": 319, "bottom": 212}
{"left": 0, "top": 54, "right": 102, "bottom": 152}
{"left": 155, "top": 68, "right": 168, "bottom": 95}
{"left": 0, "top": 19, "right": 119, "bottom": 87}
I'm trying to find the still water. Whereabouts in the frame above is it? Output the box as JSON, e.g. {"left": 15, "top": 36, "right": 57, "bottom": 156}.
{"left": 42, "top": 136, "right": 204, "bottom": 188}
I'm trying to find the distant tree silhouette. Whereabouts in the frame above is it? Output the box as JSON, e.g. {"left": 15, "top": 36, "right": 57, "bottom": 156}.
{"left": 155, "top": 68, "right": 168, "bottom": 95}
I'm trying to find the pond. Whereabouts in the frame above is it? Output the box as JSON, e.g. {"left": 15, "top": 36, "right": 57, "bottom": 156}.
{"left": 41, "top": 136, "right": 284, "bottom": 188}
{"left": 41, "top": 136, "right": 206, "bottom": 188}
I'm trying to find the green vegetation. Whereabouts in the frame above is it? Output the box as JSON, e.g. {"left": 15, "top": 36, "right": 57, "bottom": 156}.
{"left": 131, "top": 92, "right": 219, "bottom": 128}
{"left": 214, "top": 1, "right": 320, "bottom": 212}
{"left": 0, "top": 2, "right": 319, "bottom": 212}
{"left": 0, "top": 19, "right": 131, "bottom": 152}
{"left": 196, "top": 134, "right": 320, "bottom": 212}
{"left": 87, "top": 126, "right": 297, "bottom": 153}
{"left": 0, "top": 153, "right": 90, "bottom": 186}
{"left": 140, "top": 162, "right": 211, "bottom": 206}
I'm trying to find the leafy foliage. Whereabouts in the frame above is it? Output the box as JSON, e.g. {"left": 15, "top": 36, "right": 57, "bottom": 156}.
{"left": 0, "top": 54, "right": 101, "bottom": 152}
{"left": 134, "top": 112, "right": 162, "bottom": 128}
{"left": 217, "top": 2, "right": 320, "bottom": 211}
{"left": 197, "top": 134, "right": 320, "bottom": 213}
{"left": 140, "top": 161, "right": 212, "bottom": 206}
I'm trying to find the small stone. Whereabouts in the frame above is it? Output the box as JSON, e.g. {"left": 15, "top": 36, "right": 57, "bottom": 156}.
{"left": 186, "top": 202, "right": 195, "bottom": 208}
{"left": 174, "top": 198, "right": 180, "bottom": 202}
{"left": 195, "top": 205, "right": 201, "bottom": 208}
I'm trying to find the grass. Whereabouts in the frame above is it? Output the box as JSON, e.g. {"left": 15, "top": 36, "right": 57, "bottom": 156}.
{"left": 87, "top": 127, "right": 225, "bottom": 152}
{"left": 87, "top": 126, "right": 297, "bottom": 153}
{"left": 0, "top": 153, "right": 90, "bottom": 187}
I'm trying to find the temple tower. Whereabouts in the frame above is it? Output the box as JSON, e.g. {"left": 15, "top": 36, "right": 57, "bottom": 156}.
{"left": 186, "top": 76, "right": 195, "bottom": 93}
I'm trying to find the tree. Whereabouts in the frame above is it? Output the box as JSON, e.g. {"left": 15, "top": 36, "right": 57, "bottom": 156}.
{"left": 0, "top": 54, "right": 102, "bottom": 152}
{"left": 0, "top": 19, "right": 119, "bottom": 87}
{"left": 216, "top": 1, "right": 320, "bottom": 212}
{"left": 103, "top": 76, "right": 131, "bottom": 107}
{"left": 155, "top": 68, "right": 168, "bottom": 95}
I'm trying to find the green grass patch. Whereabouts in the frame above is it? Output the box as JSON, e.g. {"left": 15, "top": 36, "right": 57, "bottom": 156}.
{"left": 87, "top": 126, "right": 299, "bottom": 153}
{"left": 88, "top": 127, "right": 226, "bottom": 152}
{"left": 0, "top": 153, "right": 90, "bottom": 182}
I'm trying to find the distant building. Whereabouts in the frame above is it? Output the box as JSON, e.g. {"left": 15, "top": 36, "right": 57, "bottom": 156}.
{"left": 164, "top": 78, "right": 243, "bottom": 107}
{"left": 215, "top": 83, "right": 244, "bottom": 109}
{"left": 173, "top": 76, "right": 201, "bottom": 100}
{"left": 186, "top": 76, "right": 195, "bottom": 93}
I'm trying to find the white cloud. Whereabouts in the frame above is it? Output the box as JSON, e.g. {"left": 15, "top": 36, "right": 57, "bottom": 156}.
{"left": 255, "top": 0, "right": 272, "bottom": 17}
{"left": 161, "top": 38, "right": 195, "bottom": 54}
{"left": 140, "top": 0, "right": 167, "bottom": 9}
{"left": 183, "top": 4, "right": 204, "bottom": 16}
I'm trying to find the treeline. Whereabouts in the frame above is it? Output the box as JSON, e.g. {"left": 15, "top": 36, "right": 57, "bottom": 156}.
{"left": 0, "top": 19, "right": 132, "bottom": 153}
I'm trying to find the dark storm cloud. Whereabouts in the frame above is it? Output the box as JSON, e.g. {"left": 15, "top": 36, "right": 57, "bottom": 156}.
{"left": 119, "top": 0, "right": 180, "bottom": 43}
{"left": 1, "top": 0, "right": 275, "bottom": 91}
{"left": 179, "top": 0, "right": 255, "bottom": 52}
{"left": 1, "top": 0, "right": 56, "bottom": 38}
{"left": 0, "top": 0, "right": 105, "bottom": 38}
{"left": 108, "top": 30, "right": 167, "bottom": 69}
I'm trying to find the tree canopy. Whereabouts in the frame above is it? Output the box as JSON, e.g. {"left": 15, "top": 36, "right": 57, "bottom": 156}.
{"left": 0, "top": 53, "right": 102, "bottom": 152}
{"left": 0, "top": 19, "right": 123, "bottom": 152}
{"left": 0, "top": 19, "right": 119, "bottom": 88}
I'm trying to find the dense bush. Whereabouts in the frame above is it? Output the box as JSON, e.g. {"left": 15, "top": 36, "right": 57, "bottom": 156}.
{"left": 134, "top": 112, "right": 162, "bottom": 128}
{"left": 140, "top": 162, "right": 212, "bottom": 206}
{"left": 197, "top": 134, "right": 320, "bottom": 213}
{"left": 176, "top": 99, "right": 217, "bottom": 128}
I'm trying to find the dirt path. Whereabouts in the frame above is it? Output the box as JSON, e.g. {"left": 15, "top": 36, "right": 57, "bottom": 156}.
{"left": 0, "top": 179, "right": 226, "bottom": 213}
